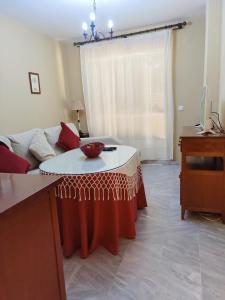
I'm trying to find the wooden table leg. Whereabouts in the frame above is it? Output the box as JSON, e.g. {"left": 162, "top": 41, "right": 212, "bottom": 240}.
{"left": 222, "top": 213, "right": 225, "bottom": 224}
{"left": 181, "top": 206, "right": 185, "bottom": 220}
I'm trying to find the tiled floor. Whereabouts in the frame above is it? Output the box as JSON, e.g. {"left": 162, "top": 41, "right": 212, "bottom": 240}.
{"left": 64, "top": 163, "right": 225, "bottom": 300}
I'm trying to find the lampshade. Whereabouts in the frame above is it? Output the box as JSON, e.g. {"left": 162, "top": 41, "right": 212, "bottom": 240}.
{"left": 71, "top": 101, "right": 84, "bottom": 111}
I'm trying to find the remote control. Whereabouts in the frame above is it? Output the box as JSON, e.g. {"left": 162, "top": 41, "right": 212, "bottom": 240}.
{"left": 103, "top": 147, "right": 117, "bottom": 151}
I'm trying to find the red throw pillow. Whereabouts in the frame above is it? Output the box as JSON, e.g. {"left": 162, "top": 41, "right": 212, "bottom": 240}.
{"left": 56, "top": 122, "right": 80, "bottom": 151}
{"left": 0, "top": 145, "right": 30, "bottom": 173}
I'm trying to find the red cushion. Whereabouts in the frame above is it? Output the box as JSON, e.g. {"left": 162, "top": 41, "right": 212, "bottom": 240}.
{"left": 56, "top": 122, "right": 80, "bottom": 151}
{"left": 0, "top": 145, "right": 31, "bottom": 173}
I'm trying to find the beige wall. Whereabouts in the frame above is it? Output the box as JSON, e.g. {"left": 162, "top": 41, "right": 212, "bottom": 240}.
{"left": 174, "top": 17, "right": 205, "bottom": 159}
{"left": 60, "top": 43, "right": 88, "bottom": 132}
{"left": 219, "top": 1, "right": 225, "bottom": 127}
{"left": 61, "top": 18, "right": 206, "bottom": 160}
{"left": 204, "top": 0, "right": 222, "bottom": 111}
{"left": 0, "top": 15, "right": 67, "bottom": 135}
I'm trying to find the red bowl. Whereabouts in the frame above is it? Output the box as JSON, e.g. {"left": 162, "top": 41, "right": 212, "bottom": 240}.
{"left": 80, "top": 142, "right": 105, "bottom": 158}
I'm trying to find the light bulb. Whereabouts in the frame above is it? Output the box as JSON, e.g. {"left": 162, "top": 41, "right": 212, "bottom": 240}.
{"left": 108, "top": 20, "right": 114, "bottom": 29}
{"left": 82, "top": 22, "right": 88, "bottom": 31}
{"left": 90, "top": 12, "right": 96, "bottom": 22}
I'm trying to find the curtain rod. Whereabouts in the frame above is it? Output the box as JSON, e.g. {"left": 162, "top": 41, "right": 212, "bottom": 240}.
{"left": 74, "top": 21, "right": 187, "bottom": 47}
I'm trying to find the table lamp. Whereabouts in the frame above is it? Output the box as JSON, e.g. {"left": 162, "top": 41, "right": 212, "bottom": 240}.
{"left": 71, "top": 101, "right": 84, "bottom": 133}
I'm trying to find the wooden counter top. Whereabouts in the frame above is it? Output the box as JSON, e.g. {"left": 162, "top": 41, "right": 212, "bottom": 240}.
{"left": 0, "top": 173, "right": 62, "bottom": 214}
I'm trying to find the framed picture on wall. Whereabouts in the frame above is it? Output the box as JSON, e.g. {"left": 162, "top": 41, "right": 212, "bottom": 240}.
{"left": 29, "top": 72, "right": 41, "bottom": 94}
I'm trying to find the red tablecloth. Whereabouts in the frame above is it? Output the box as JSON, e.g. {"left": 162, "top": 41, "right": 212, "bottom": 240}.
{"left": 56, "top": 167, "right": 147, "bottom": 258}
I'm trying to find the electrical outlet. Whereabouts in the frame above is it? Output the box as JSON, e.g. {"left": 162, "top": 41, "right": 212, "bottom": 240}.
{"left": 178, "top": 105, "right": 184, "bottom": 111}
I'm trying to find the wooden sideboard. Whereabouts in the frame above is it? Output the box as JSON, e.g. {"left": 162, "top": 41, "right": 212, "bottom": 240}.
{"left": 179, "top": 126, "right": 225, "bottom": 222}
{"left": 0, "top": 174, "right": 66, "bottom": 300}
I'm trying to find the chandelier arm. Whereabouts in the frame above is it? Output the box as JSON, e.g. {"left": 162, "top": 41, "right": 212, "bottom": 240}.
{"left": 89, "top": 32, "right": 94, "bottom": 42}
{"left": 98, "top": 32, "right": 106, "bottom": 39}
{"left": 81, "top": 0, "right": 113, "bottom": 43}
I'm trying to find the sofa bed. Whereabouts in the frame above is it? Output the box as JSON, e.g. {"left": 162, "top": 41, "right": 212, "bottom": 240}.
{"left": 0, "top": 123, "right": 121, "bottom": 174}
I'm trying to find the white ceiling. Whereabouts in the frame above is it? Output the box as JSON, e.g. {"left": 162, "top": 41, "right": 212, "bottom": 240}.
{"left": 0, "top": 0, "right": 206, "bottom": 41}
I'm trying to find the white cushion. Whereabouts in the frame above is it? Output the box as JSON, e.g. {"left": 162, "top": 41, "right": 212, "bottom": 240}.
{"left": 0, "top": 136, "right": 13, "bottom": 151}
{"left": 7, "top": 129, "right": 41, "bottom": 170}
{"left": 44, "top": 123, "right": 79, "bottom": 155}
{"left": 28, "top": 168, "right": 41, "bottom": 175}
{"left": 29, "top": 131, "right": 56, "bottom": 162}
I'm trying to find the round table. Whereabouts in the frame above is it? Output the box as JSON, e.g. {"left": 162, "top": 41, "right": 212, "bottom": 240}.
{"left": 40, "top": 145, "right": 147, "bottom": 258}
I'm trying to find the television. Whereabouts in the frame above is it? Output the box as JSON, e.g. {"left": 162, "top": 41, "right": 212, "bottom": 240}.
{"left": 197, "top": 86, "right": 215, "bottom": 135}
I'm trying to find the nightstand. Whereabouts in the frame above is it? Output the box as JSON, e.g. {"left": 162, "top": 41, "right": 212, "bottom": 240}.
{"left": 179, "top": 126, "right": 225, "bottom": 222}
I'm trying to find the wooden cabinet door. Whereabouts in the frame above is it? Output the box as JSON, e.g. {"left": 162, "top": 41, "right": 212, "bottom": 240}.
{"left": 0, "top": 190, "right": 66, "bottom": 300}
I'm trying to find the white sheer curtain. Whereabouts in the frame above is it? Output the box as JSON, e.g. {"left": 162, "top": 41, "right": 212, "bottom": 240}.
{"left": 80, "top": 30, "right": 174, "bottom": 160}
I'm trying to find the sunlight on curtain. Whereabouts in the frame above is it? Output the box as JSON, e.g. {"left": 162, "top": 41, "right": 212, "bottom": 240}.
{"left": 80, "top": 30, "right": 174, "bottom": 160}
